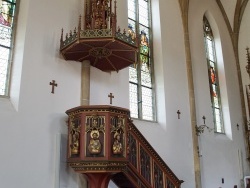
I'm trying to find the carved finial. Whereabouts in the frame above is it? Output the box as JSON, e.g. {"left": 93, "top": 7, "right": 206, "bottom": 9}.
{"left": 247, "top": 47, "right": 250, "bottom": 63}
{"left": 66, "top": 33, "right": 68, "bottom": 40}
{"left": 70, "top": 30, "right": 72, "bottom": 37}
{"left": 74, "top": 27, "right": 77, "bottom": 34}
{"left": 78, "top": 15, "right": 82, "bottom": 31}
{"left": 114, "top": 0, "right": 117, "bottom": 27}
{"left": 60, "top": 28, "right": 64, "bottom": 42}
{"left": 60, "top": 28, "right": 64, "bottom": 48}
{"left": 78, "top": 15, "right": 82, "bottom": 39}
{"left": 85, "top": 1, "right": 88, "bottom": 29}
{"left": 246, "top": 47, "right": 250, "bottom": 75}
{"left": 117, "top": 26, "right": 121, "bottom": 33}
{"left": 123, "top": 29, "right": 126, "bottom": 35}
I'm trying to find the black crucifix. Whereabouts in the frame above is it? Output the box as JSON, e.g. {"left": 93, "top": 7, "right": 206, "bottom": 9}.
{"left": 177, "top": 110, "right": 181, "bottom": 119}
{"left": 49, "top": 80, "right": 58, "bottom": 94}
{"left": 108, "top": 93, "right": 114, "bottom": 104}
{"left": 202, "top": 116, "right": 206, "bottom": 124}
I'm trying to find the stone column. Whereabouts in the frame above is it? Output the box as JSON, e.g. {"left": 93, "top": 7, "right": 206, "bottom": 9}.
{"left": 178, "top": 1, "right": 202, "bottom": 187}
{"left": 81, "top": 60, "right": 90, "bottom": 105}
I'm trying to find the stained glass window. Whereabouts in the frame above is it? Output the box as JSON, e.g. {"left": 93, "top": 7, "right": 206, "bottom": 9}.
{"left": 0, "top": 0, "right": 16, "bottom": 96}
{"left": 128, "top": 0, "right": 154, "bottom": 121}
{"left": 203, "top": 16, "right": 224, "bottom": 133}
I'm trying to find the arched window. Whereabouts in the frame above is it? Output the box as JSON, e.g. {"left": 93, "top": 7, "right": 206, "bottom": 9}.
{"left": 0, "top": 0, "right": 17, "bottom": 96}
{"left": 128, "top": 0, "right": 155, "bottom": 121}
{"left": 203, "top": 16, "right": 224, "bottom": 133}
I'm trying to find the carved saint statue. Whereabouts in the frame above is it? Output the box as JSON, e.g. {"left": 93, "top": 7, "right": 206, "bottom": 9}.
{"left": 70, "top": 122, "right": 80, "bottom": 155}
{"left": 71, "top": 133, "right": 80, "bottom": 154}
{"left": 88, "top": 130, "right": 102, "bottom": 154}
{"left": 112, "top": 131, "right": 123, "bottom": 154}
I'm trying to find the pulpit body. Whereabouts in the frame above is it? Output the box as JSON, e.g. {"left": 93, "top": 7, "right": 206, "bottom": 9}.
{"left": 66, "top": 105, "right": 129, "bottom": 175}
{"left": 65, "top": 105, "right": 183, "bottom": 188}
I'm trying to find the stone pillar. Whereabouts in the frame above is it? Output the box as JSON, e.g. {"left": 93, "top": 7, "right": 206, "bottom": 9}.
{"left": 81, "top": 60, "right": 90, "bottom": 105}
{"left": 178, "top": 1, "right": 202, "bottom": 187}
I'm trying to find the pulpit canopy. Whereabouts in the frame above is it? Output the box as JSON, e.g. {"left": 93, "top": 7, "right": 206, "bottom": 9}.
{"left": 60, "top": 0, "right": 138, "bottom": 72}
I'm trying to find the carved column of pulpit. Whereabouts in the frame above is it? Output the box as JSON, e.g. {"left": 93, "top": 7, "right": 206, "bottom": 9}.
{"left": 66, "top": 105, "right": 129, "bottom": 188}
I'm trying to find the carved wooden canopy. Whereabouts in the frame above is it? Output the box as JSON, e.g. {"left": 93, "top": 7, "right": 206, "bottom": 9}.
{"left": 60, "top": 0, "right": 138, "bottom": 72}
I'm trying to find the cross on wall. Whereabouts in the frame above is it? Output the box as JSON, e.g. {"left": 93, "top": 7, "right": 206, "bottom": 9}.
{"left": 108, "top": 93, "right": 114, "bottom": 104}
{"left": 50, "top": 80, "right": 58, "bottom": 94}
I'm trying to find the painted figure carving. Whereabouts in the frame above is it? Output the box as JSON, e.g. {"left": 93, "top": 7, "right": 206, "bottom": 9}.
{"left": 70, "top": 121, "right": 80, "bottom": 155}
{"left": 71, "top": 133, "right": 80, "bottom": 154}
{"left": 112, "top": 131, "right": 123, "bottom": 154}
{"left": 88, "top": 130, "right": 102, "bottom": 154}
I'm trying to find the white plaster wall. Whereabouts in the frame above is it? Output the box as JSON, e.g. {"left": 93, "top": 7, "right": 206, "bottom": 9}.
{"left": 0, "top": 0, "right": 249, "bottom": 188}
{"left": 0, "top": 0, "right": 83, "bottom": 187}
{"left": 189, "top": 0, "right": 249, "bottom": 187}
{"left": 239, "top": 0, "right": 250, "bottom": 178}
{"left": 89, "top": 0, "right": 129, "bottom": 109}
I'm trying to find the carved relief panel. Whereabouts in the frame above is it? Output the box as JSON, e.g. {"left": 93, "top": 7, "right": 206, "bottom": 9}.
{"left": 154, "top": 162, "right": 163, "bottom": 188}
{"left": 68, "top": 114, "right": 81, "bottom": 157}
{"left": 128, "top": 132, "right": 137, "bottom": 168}
{"left": 140, "top": 145, "right": 151, "bottom": 185}
{"left": 85, "top": 115, "right": 105, "bottom": 157}
{"left": 110, "top": 115, "right": 126, "bottom": 157}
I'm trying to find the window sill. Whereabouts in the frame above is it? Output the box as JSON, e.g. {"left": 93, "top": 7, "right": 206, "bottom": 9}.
{"left": 0, "top": 96, "right": 16, "bottom": 113}
{"left": 131, "top": 117, "right": 157, "bottom": 124}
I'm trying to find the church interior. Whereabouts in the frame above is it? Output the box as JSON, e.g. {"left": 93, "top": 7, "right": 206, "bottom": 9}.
{"left": 0, "top": 0, "right": 250, "bottom": 187}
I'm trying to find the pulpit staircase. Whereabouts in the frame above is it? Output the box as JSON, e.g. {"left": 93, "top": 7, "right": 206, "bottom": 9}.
{"left": 66, "top": 105, "right": 183, "bottom": 188}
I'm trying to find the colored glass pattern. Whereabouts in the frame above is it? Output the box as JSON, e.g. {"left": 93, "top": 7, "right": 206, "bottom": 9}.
{"left": 203, "top": 16, "right": 224, "bottom": 133}
{"left": 128, "top": 0, "right": 154, "bottom": 121}
{"left": 0, "top": 0, "right": 16, "bottom": 96}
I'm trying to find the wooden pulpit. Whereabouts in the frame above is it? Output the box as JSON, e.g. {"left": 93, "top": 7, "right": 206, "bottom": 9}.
{"left": 66, "top": 105, "right": 129, "bottom": 188}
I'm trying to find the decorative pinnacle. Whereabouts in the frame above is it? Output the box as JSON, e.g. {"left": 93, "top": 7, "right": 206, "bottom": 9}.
{"left": 247, "top": 47, "right": 250, "bottom": 63}
{"left": 246, "top": 47, "right": 250, "bottom": 75}
{"left": 60, "top": 28, "right": 64, "bottom": 42}
{"left": 78, "top": 15, "right": 82, "bottom": 31}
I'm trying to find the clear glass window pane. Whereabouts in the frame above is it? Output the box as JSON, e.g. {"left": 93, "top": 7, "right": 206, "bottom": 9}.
{"left": 138, "top": 0, "right": 149, "bottom": 27}
{"left": 0, "top": 26, "right": 12, "bottom": 47}
{"left": 128, "top": 0, "right": 136, "bottom": 20}
{"left": 141, "top": 63, "right": 151, "bottom": 87}
{"left": 0, "top": 46, "right": 10, "bottom": 95}
{"left": 142, "top": 86, "right": 153, "bottom": 120}
{"left": 129, "top": 66, "right": 138, "bottom": 83}
{"left": 206, "top": 38, "right": 214, "bottom": 62}
{"left": 130, "top": 83, "right": 139, "bottom": 118}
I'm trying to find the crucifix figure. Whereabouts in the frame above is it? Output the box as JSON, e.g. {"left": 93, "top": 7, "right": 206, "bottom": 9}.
{"left": 108, "top": 93, "right": 114, "bottom": 104}
{"left": 177, "top": 110, "right": 181, "bottom": 119}
{"left": 49, "top": 80, "right": 58, "bottom": 94}
{"left": 202, "top": 116, "right": 206, "bottom": 124}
